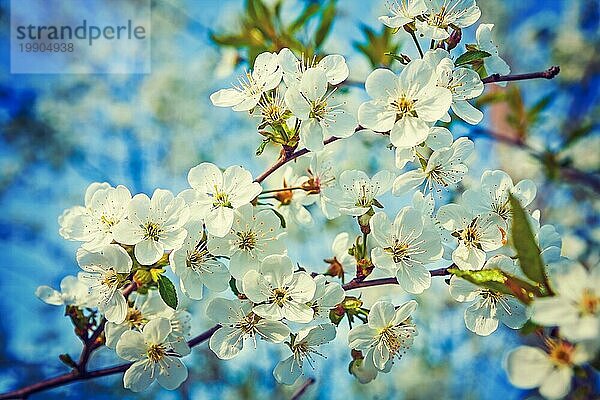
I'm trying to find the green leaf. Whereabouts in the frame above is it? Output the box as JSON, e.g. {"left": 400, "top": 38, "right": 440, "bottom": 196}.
{"left": 455, "top": 50, "right": 491, "bottom": 66}
{"left": 269, "top": 208, "right": 287, "bottom": 228}
{"left": 229, "top": 277, "right": 241, "bottom": 296}
{"left": 157, "top": 275, "right": 178, "bottom": 310}
{"left": 509, "top": 194, "right": 546, "bottom": 286}
{"left": 255, "top": 139, "right": 270, "bottom": 156}
{"left": 449, "top": 268, "right": 512, "bottom": 295}
{"left": 449, "top": 267, "right": 542, "bottom": 303}
{"left": 314, "top": 0, "right": 336, "bottom": 48}
{"left": 384, "top": 52, "right": 410, "bottom": 64}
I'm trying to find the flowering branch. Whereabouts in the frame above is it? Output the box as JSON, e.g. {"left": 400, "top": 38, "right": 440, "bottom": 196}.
{"left": 0, "top": 325, "right": 220, "bottom": 400}
{"left": 254, "top": 135, "right": 342, "bottom": 183}
{"left": 342, "top": 267, "right": 451, "bottom": 291}
{"left": 0, "top": 263, "right": 452, "bottom": 399}
{"left": 481, "top": 66, "right": 560, "bottom": 84}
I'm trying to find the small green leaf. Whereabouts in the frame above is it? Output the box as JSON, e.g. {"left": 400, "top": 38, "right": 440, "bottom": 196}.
{"left": 384, "top": 52, "right": 410, "bottom": 65}
{"left": 449, "top": 267, "right": 541, "bottom": 303}
{"left": 269, "top": 208, "right": 287, "bottom": 228}
{"left": 509, "top": 194, "right": 546, "bottom": 286}
{"left": 229, "top": 277, "right": 240, "bottom": 296}
{"left": 157, "top": 275, "right": 178, "bottom": 310}
{"left": 455, "top": 50, "right": 491, "bottom": 66}
{"left": 255, "top": 139, "right": 270, "bottom": 156}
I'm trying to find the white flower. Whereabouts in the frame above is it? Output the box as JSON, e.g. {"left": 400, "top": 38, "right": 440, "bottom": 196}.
{"left": 117, "top": 318, "right": 190, "bottom": 392}
{"left": 531, "top": 262, "right": 600, "bottom": 342}
{"left": 35, "top": 275, "right": 95, "bottom": 308}
{"left": 348, "top": 300, "right": 418, "bottom": 370}
{"left": 105, "top": 290, "right": 192, "bottom": 349}
{"left": 242, "top": 254, "right": 316, "bottom": 323}
{"left": 309, "top": 275, "right": 345, "bottom": 321}
{"left": 113, "top": 189, "right": 189, "bottom": 266}
{"left": 416, "top": 0, "right": 481, "bottom": 40}
{"left": 273, "top": 324, "right": 337, "bottom": 385}
{"left": 394, "top": 126, "right": 454, "bottom": 169}
{"left": 358, "top": 61, "right": 452, "bottom": 149}
{"left": 506, "top": 341, "right": 592, "bottom": 400}
{"left": 323, "top": 170, "right": 394, "bottom": 217}
{"left": 476, "top": 24, "right": 511, "bottom": 87}
{"left": 392, "top": 137, "right": 474, "bottom": 195}
{"left": 206, "top": 297, "right": 290, "bottom": 360}
{"left": 449, "top": 255, "right": 529, "bottom": 336}
{"left": 278, "top": 47, "right": 349, "bottom": 87}
{"left": 272, "top": 167, "right": 314, "bottom": 227}
{"left": 77, "top": 244, "right": 133, "bottom": 323}
{"left": 436, "top": 204, "right": 504, "bottom": 270}
{"left": 379, "top": 0, "right": 427, "bottom": 29}
{"left": 370, "top": 208, "right": 443, "bottom": 294}
{"left": 182, "top": 162, "right": 262, "bottom": 237}
{"left": 208, "top": 204, "right": 286, "bottom": 280}
{"left": 284, "top": 67, "right": 356, "bottom": 151}
{"left": 424, "top": 49, "right": 484, "bottom": 124}
{"left": 210, "top": 52, "right": 282, "bottom": 111}
{"left": 169, "top": 221, "right": 230, "bottom": 300}
{"left": 59, "top": 182, "right": 132, "bottom": 251}
{"left": 462, "top": 169, "right": 537, "bottom": 223}
{"left": 303, "top": 151, "right": 340, "bottom": 219}
{"left": 325, "top": 232, "right": 356, "bottom": 281}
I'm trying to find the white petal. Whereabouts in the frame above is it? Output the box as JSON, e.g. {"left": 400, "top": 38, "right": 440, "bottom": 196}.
{"left": 156, "top": 357, "right": 188, "bottom": 390}
{"left": 451, "top": 100, "right": 483, "bottom": 125}
{"left": 123, "top": 360, "right": 154, "bottom": 392}
{"left": 210, "top": 88, "right": 244, "bottom": 107}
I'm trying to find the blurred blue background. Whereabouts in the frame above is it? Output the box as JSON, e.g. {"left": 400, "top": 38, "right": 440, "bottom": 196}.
{"left": 0, "top": 0, "right": 599, "bottom": 398}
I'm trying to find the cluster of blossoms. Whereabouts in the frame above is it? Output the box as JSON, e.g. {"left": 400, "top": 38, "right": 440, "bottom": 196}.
{"left": 31, "top": 0, "right": 598, "bottom": 398}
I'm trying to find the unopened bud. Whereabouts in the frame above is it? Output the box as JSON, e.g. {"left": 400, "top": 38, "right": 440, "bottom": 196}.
{"left": 133, "top": 269, "right": 153, "bottom": 286}
{"left": 342, "top": 296, "right": 363, "bottom": 311}
{"left": 356, "top": 258, "right": 374, "bottom": 280}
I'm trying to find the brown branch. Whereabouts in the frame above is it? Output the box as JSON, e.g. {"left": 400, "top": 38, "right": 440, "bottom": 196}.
{"left": 482, "top": 66, "right": 560, "bottom": 84}
{"left": 290, "top": 377, "right": 316, "bottom": 400}
{"left": 254, "top": 136, "right": 342, "bottom": 183}
{"left": 0, "top": 325, "right": 220, "bottom": 400}
{"left": 469, "top": 128, "right": 600, "bottom": 194}
{"left": 1, "top": 264, "right": 452, "bottom": 399}
{"left": 342, "top": 266, "right": 452, "bottom": 291}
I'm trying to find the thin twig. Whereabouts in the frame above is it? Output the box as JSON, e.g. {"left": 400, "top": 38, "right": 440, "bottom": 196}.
{"left": 482, "top": 66, "right": 560, "bottom": 84}
{"left": 254, "top": 136, "right": 342, "bottom": 184}
{"left": 342, "top": 266, "right": 451, "bottom": 291}
{"left": 410, "top": 30, "right": 424, "bottom": 58}
{"left": 290, "top": 377, "right": 316, "bottom": 400}
{"left": 0, "top": 325, "right": 220, "bottom": 400}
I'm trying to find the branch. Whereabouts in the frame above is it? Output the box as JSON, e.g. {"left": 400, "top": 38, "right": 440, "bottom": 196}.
{"left": 0, "top": 325, "right": 220, "bottom": 399}
{"left": 290, "top": 377, "right": 316, "bottom": 400}
{"left": 469, "top": 128, "right": 600, "bottom": 194}
{"left": 1, "top": 264, "right": 453, "bottom": 398}
{"left": 254, "top": 136, "right": 342, "bottom": 183}
{"left": 482, "top": 66, "right": 560, "bottom": 84}
{"left": 342, "top": 266, "right": 451, "bottom": 291}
